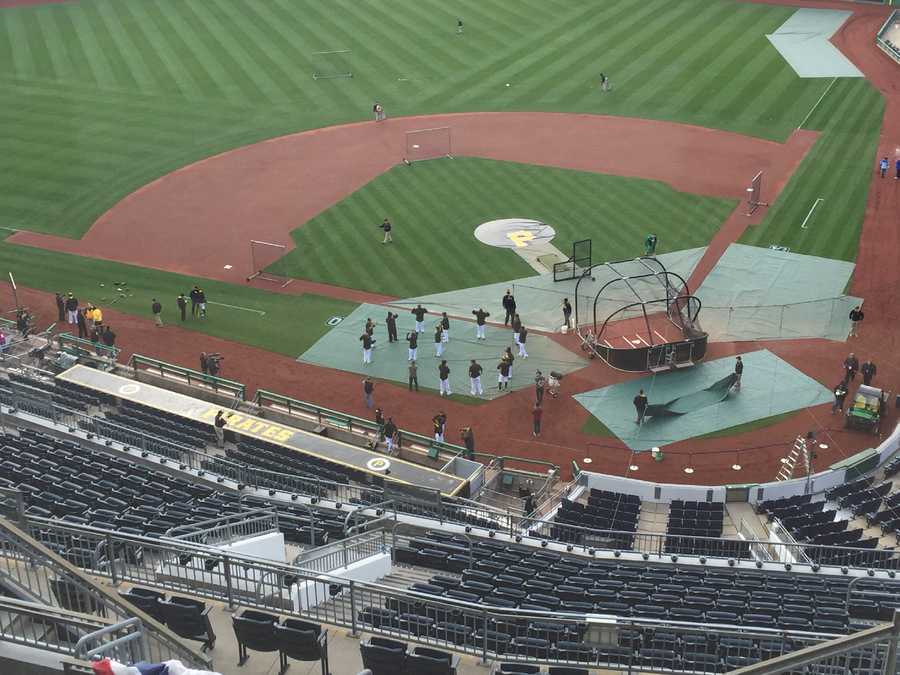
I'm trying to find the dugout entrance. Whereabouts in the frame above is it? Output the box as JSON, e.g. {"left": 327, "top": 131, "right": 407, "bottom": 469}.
{"left": 575, "top": 256, "right": 707, "bottom": 372}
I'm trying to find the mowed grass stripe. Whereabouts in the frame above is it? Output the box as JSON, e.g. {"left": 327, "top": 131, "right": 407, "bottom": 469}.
{"left": 510, "top": 1, "right": 659, "bottom": 104}
{"left": 65, "top": 3, "right": 120, "bottom": 89}
{"left": 3, "top": 9, "right": 37, "bottom": 77}
{"left": 20, "top": 10, "right": 57, "bottom": 80}
{"left": 34, "top": 7, "right": 76, "bottom": 81}
{"left": 88, "top": 2, "right": 159, "bottom": 92}
{"left": 78, "top": 2, "right": 141, "bottom": 90}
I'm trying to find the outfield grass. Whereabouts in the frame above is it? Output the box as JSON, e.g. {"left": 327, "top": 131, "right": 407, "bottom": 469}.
{"left": 0, "top": 0, "right": 842, "bottom": 241}
{"left": 268, "top": 158, "right": 736, "bottom": 297}
{"left": 739, "top": 78, "right": 884, "bottom": 262}
{"left": 0, "top": 240, "right": 357, "bottom": 357}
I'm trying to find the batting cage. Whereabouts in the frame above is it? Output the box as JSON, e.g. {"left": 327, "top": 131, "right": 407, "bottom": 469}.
{"left": 246, "top": 240, "right": 293, "bottom": 288}
{"left": 576, "top": 256, "right": 707, "bottom": 372}
{"left": 404, "top": 126, "right": 452, "bottom": 163}
{"left": 311, "top": 50, "right": 353, "bottom": 80}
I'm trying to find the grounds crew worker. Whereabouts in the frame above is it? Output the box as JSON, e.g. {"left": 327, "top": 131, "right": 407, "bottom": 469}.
{"left": 634, "top": 389, "right": 648, "bottom": 424}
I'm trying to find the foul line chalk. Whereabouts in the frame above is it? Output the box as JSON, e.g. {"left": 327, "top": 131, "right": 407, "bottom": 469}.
{"left": 797, "top": 77, "right": 837, "bottom": 130}
{"left": 800, "top": 198, "right": 824, "bottom": 229}
{"left": 207, "top": 300, "right": 266, "bottom": 316}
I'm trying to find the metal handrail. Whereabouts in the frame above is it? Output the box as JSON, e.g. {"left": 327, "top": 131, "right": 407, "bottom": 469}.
{"left": 73, "top": 618, "right": 145, "bottom": 662}
{"left": 164, "top": 507, "right": 279, "bottom": 544}
{"left": 129, "top": 353, "right": 245, "bottom": 400}
{"left": 13, "top": 516, "right": 847, "bottom": 670}
{"left": 56, "top": 332, "right": 120, "bottom": 361}
{"left": 0, "top": 597, "right": 113, "bottom": 656}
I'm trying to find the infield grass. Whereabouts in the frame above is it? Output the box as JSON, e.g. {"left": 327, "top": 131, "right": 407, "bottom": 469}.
{"left": 268, "top": 158, "right": 736, "bottom": 297}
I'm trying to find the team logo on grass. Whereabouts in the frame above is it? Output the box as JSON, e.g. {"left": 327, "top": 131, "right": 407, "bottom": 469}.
{"left": 326, "top": 316, "right": 344, "bottom": 326}
{"left": 366, "top": 457, "right": 391, "bottom": 472}
{"left": 474, "top": 218, "right": 556, "bottom": 249}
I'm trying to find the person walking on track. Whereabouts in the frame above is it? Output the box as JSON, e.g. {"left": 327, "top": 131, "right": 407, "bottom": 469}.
{"left": 880, "top": 156, "right": 889, "bottom": 178}
{"left": 535, "top": 370, "right": 545, "bottom": 405}
{"left": 502, "top": 289, "right": 516, "bottom": 326}
{"left": 518, "top": 325, "right": 529, "bottom": 358}
{"left": 472, "top": 307, "right": 489, "bottom": 339}
{"left": 633, "top": 389, "right": 648, "bottom": 424}
{"left": 412, "top": 304, "right": 427, "bottom": 333}
{"left": 384, "top": 417, "right": 398, "bottom": 454}
{"left": 406, "top": 330, "right": 418, "bottom": 361}
{"left": 386, "top": 311, "right": 398, "bottom": 343}
{"left": 469, "top": 359, "right": 484, "bottom": 396}
{"left": 362, "top": 377, "right": 375, "bottom": 409}
{"left": 733, "top": 356, "right": 743, "bottom": 391}
{"left": 408, "top": 359, "right": 419, "bottom": 391}
{"left": 862, "top": 359, "right": 877, "bottom": 386}
{"left": 832, "top": 381, "right": 848, "bottom": 415}
{"left": 844, "top": 352, "right": 860, "bottom": 381}
{"left": 379, "top": 217, "right": 393, "bottom": 243}
{"left": 360, "top": 331, "right": 373, "bottom": 364}
{"left": 849, "top": 305, "right": 864, "bottom": 337}
{"left": 438, "top": 360, "right": 452, "bottom": 397}
{"left": 532, "top": 403, "right": 543, "bottom": 437}
{"left": 562, "top": 298, "right": 572, "bottom": 331}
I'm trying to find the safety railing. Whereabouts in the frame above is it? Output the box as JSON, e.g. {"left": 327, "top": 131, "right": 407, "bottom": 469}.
{"left": 768, "top": 517, "right": 814, "bottom": 566}
{"left": 129, "top": 354, "right": 245, "bottom": 401}
{"left": 0, "top": 518, "right": 211, "bottom": 669}
{"left": 726, "top": 614, "right": 900, "bottom": 675}
{"left": 294, "top": 530, "right": 388, "bottom": 573}
{"left": 165, "top": 507, "right": 280, "bottom": 546}
{"left": 255, "top": 388, "right": 473, "bottom": 458}
{"left": 0, "top": 597, "right": 150, "bottom": 663}
{"left": 56, "top": 332, "right": 120, "bottom": 363}
{"left": 739, "top": 519, "right": 774, "bottom": 562}
{"left": 13, "top": 516, "right": 836, "bottom": 672}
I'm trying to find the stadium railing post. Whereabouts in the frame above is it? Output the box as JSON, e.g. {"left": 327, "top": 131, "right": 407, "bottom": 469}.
{"left": 349, "top": 580, "right": 359, "bottom": 637}
{"left": 223, "top": 555, "right": 235, "bottom": 610}
{"left": 480, "top": 609, "right": 489, "bottom": 664}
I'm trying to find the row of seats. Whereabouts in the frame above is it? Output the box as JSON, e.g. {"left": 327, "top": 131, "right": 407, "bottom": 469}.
{"left": 118, "top": 588, "right": 216, "bottom": 651}
{"left": 665, "top": 500, "right": 724, "bottom": 556}
{"left": 360, "top": 636, "right": 459, "bottom": 675}
{"left": 552, "top": 492, "right": 640, "bottom": 550}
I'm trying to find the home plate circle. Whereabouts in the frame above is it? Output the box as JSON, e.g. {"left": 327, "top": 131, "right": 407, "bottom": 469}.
{"left": 412, "top": 144, "right": 420, "bottom": 149}
{"left": 366, "top": 457, "right": 391, "bottom": 473}
{"left": 474, "top": 218, "right": 556, "bottom": 248}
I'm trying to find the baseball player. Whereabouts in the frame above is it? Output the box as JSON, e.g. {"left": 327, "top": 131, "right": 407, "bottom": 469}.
{"left": 434, "top": 323, "right": 444, "bottom": 357}
{"left": 406, "top": 330, "right": 418, "bottom": 361}
{"left": 438, "top": 360, "right": 452, "bottom": 397}
{"left": 412, "top": 304, "right": 427, "bottom": 333}
{"left": 469, "top": 359, "right": 484, "bottom": 396}
{"left": 472, "top": 308, "right": 490, "bottom": 339}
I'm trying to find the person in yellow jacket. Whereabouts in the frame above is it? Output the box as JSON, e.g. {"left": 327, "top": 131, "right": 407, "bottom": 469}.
{"left": 91, "top": 306, "right": 103, "bottom": 327}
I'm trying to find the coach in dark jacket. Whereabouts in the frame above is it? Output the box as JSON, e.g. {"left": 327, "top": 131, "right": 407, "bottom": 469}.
{"left": 861, "top": 360, "right": 877, "bottom": 386}
{"left": 502, "top": 289, "right": 516, "bottom": 326}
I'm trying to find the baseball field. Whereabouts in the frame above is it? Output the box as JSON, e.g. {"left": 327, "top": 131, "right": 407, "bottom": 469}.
{"left": 1, "top": 0, "right": 896, "bottom": 482}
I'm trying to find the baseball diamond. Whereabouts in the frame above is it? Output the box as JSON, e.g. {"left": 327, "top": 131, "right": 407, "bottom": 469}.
{"left": 1, "top": 1, "right": 900, "bottom": 673}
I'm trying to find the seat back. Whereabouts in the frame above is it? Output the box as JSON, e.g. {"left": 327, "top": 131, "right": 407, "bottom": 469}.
{"left": 232, "top": 610, "right": 279, "bottom": 652}
{"left": 360, "top": 639, "right": 407, "bottom": 674}
{"left": 275, "top": 619, "right": 324, "bottom": 661}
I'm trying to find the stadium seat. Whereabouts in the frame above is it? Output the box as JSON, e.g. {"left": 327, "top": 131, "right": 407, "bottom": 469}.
{"left": 360, "top": 637, "right": 407, "bottom": 674}
{"left": 232, "top": 609, "right": 279, "bottom": 666}
{"left": 275, "top": 619, "right": 329, "bottom": 675}
{"left": 158, "top": 595, "right": 216, "bottom": 651}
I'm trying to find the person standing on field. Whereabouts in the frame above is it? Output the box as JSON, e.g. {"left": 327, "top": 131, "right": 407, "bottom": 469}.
{"left": 512, "top": 313, "right": 522, "bottom": 346}
{"left": 76, "top": 307, "right": 88, "bottom": 339}
{"left": 407, "top": 330, "right": 418, "bottom": 361}
{"left": 411, "top": 304, "right": 427, "bottom": 333}
{"left": 469, "top": 359, "right": 484, "bottom": 396}
{"left": 504, "top": 346, "right": 515, "bottom": 379}
{"left": 849, "top": 305, "right": 864, "bottom": 337}
{"left": 386, "top": 311, "right": 398, "bottom": 343}
{"left": 895, "top": 157, "right": 900, "bottom": 180}
{"left": 502, "top": 290, "right": 516, "bottom": 326}
{"left": 562, "top": 298, "right": 572, "bottom": 330}
{"left": 457, "top": 17, "right": 463, "bottom": 34}
{"left": 862, "top": 359, "right": 877, "bottom": 386}
{"left": 373, "top": 102, "right": 385, "bottom": 122}
{"left": 384, "top": 417, "right": 398, "bottom": 454}
{"left": 733, "top": 356, "right": 743, "bottom": 391}
{"left": 434, "top": 323, "right": 444, "bottom": 357}
{"left": 214, "top": 410, "right": 229, "bottom": 448}
{"left": 151, "top": 298, "right": 163, "bottom": 327}
{"left": 177, "top": 293, "right": 187, "bottom": 322}
{"left": 645, "top": 233, "right": 658, "bottom": 256}
{"left": 832, "top": 381, "right": 848, "bottom": 415}
{"left": 438, "top": 360, "right": 452, "bottom": 397}
{"left": 880, "top": 156, "right": 889, "bottom": 178}
{"left": 441, "top": 312, "right": 450, "bottom": 343}
{"left": 633, "top": 389, "right": 648, "bottom": 424}
{"left": 378, "top": 217, "right": 392, "bottom": 243}
{"left": 360, "top": 331, "right": 373, "bottom": 364}
{"left": 55, "top": 293, "right": 65, "bottom": 323}
{"left": 65, "top": 292, "right": 79, "bottom": 325}
{"left": 518, "top": 325, "right": 529, "bottom": 358}
{"left": 190, "top": 286, "right": 202, "bottom": 318}
{"left": 532, "top": 403, "right": 543, "bottom": 437}
{"left": 497, "top": 358, "right": 511, "bottom": 391}
{"left": 535, "top": 370, "right": 545, "bottom": 405}
{"left": 844, "top": 352, "right": 859, "bottom": 382}
{"left": 408, "top": 359, "right": 419, "bottom": 391}
{"left": 472, "top": 307, "right": 489, "bottom": 339}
